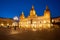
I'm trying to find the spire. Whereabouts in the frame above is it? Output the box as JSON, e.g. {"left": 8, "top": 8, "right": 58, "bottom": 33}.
{"left": 22, "top": 11, "right": 24, "bottom": 15}
{"left": 46, "top": 5, "right": 48, "bottom": 9}
{"left": 20, "top": 11, "right": 25, "bottom": 19}
{"left": 44, "top": 5, "right": 50, "bottom": 17}
{"left": 32, "top": 5, "right": 34, "bottom": 10}
{"left": 21, "top": 11, "right": 25, "bottom": 17}
{"left": 32, "top": 5, "right": 34, "bottom": 9}
{"left": 46, "top": 5, "right": 49, "bottom": 11}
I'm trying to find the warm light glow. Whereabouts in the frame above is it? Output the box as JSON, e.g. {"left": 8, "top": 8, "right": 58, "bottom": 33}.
{"left": 12, "top": 22, "right": 18, "bottom": 26}
{"left": 32, "top": 28, "right": 36, "bottom": 31}
{"left": 52, "top": 19, "right": 54, "bottom": 22}
{"left": 39, "top": 24, "right": 42, "bottom": 27}
{"left": 12, "top": 23, "right": 15, "bottom": 26}
{"left": 33, "top": 21, "right": 36, "bottom": 24}
{"left": 44, "top": 20, "right": 46, "bottom": 23}
{"left": 32, "top": 24, "right": 35, "bottom": 27}
{"left": 51, "top": 24, "right": 53, "bottom": 26}
{"left": 7, "top": 23, "right": 9, "bottom": 26}
{"left": 47, "top": 24, "right": 50, "bottom": 28}
{"left": 1, "top": 23, "right": 4, "bottom": 26}
{"left": 26, "top": 25, "right": 28, "bottom": 27}
{"left": 10, "top": 30, "right": 19, "bottom": 34}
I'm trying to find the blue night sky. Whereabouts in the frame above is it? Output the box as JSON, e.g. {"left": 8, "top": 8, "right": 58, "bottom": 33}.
{"left": 0, "top": 0, "right": 60, "bottom": 18}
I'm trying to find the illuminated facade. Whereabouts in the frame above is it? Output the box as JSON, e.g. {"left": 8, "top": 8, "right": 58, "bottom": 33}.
{"left": 19, "top": 6, "right": 51, "bottom": 30}
{"left": 0, "top": 16, "right": 19, "bottom": 28}
{"left": 52, "top": 17, "right": 60, "bottom": 23}
{"left": 0, "top": 18, "right": 14, "bottom": 27}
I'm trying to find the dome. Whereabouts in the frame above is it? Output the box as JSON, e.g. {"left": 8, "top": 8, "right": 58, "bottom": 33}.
{"left": 30, "top": 5, "right": 36, "bottom": 16}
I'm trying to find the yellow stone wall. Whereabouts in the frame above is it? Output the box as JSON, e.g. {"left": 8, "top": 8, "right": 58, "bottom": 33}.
{"left": 0, "top": 18, "right": 14, "bottom": 27}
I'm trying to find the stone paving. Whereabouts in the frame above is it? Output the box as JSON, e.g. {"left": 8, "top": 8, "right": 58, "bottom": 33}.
{"left": 0, "top": 27, "right": 60, "bottom": 40}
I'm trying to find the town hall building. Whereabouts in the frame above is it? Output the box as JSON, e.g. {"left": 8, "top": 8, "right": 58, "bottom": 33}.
{"left": 19, "top": 5, "right": 51, "bottom": 30}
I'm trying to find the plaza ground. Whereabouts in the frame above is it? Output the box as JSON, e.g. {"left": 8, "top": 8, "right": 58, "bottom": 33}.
{"left": 0, "top": 25, "right": 60, "bottom": 40}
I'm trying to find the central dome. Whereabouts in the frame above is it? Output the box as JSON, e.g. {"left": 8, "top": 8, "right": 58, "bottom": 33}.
{"left": 30, "top": 6, "right": 36, "bottom": 16}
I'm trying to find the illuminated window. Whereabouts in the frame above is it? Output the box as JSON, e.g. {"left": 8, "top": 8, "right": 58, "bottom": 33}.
{"left": 1, "top": 23, "right": 4, "bottom": 26}
{"left": 33, "top": 21, "right": 36, "bottom": 24}
{"left": 44, "top": 20, "right": 46, "bottom": 23}
{"left": 7, "top": 23, "right": 9, "bottom": 26}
